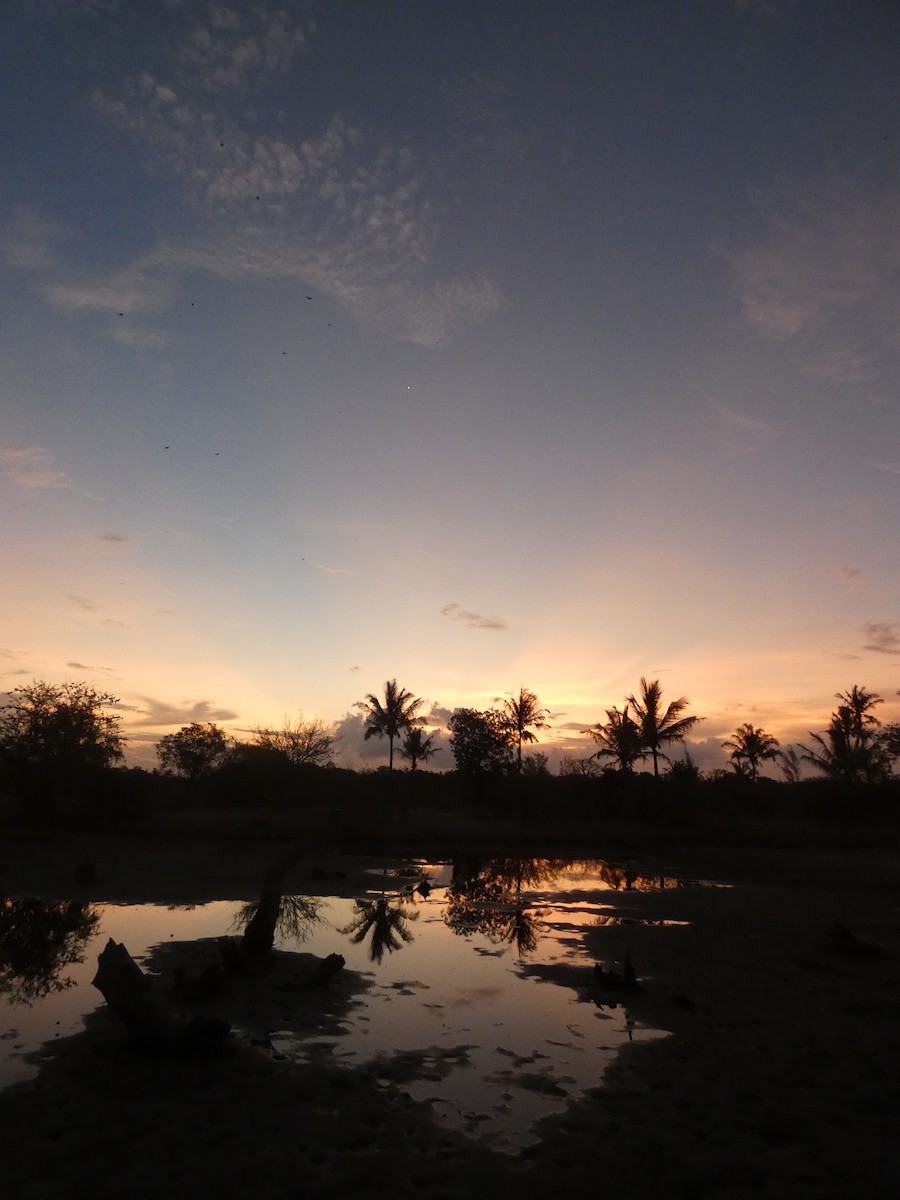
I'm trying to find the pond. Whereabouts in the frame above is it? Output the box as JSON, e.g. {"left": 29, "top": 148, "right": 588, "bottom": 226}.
{"left": 1, "top": 856, "right": 712, "bottom": 1153}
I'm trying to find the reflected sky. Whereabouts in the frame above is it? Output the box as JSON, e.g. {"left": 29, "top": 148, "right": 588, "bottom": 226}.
{"left": 0, "top": 859, "right": 686, "bottom": 1149}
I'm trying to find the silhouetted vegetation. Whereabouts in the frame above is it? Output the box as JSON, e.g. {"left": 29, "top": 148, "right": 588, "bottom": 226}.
{"left": 495, "top": 688, "right": 550, "bottom": 773}
{"left": 251, "top": 715, "right": 337, "bottom": 767}
{"left": 398, "top": 725, "right": 439, "bottom": 771}
{"left": 448, "top": 707, "right": 515, "bottom": 777}
{"left": 722, "top": 724, "right": 781, "bottom": 781}
{"left": 156, "top": 722, "right": 231, "bottom": 782}
{"left": 625, "top": 678, "right": 700, "bottom": 777}
{"left": 358, "top": 680, "right": 424, "bottom": 771}
{"left": 2, "top": 676, "right": 899, "bottom": 848}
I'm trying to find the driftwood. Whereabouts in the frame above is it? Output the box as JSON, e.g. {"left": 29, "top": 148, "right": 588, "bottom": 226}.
{"left": 92, "top": 938, "right": 230, "bottom": 1052}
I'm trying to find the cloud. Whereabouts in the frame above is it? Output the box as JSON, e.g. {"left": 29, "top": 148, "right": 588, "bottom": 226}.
{"left": 440, "top": 602, "right": 508, "bottom": 632}
{"left": 53, "top": 6, "right": 499, "bottom": 348}
{"left": 132, "top": 697, "right": 240, "bottom": 726}
{"left": 705, "top": 400, "right": 778, "bottom": 456}
{"left": 0, "top": 207, "right": 70, "bottom": 271}
{"left": 66, "top": 661, "right": 92, "bottom": 670}
{"left": 67, "top": 594, "right": 98, "bottom": 611}
{"left": 732, "top": 183, "right": 900, "bottom": 381}
{"left": 311, "top": 559, "right": 352, "bottom": 576}
{"left": 44, "top": 256, "right": 173, "bottom": 317}
{"left": 861, "top": 621, "right": 900, "bottom": 656}
{"left": 0, "top": 444, "right": 71, "bottom": 490}
{"left": 837, "top": 566, "right": 864, "bottom": 583}
{"left": 867, "top": 460, "right": 900, "bottom": 476}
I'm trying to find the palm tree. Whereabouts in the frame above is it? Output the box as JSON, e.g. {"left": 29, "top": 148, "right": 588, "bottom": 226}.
{"left": 587, "top": 705, "right": 646, "bottom": 772}
{"left": 398, "top": 725, "right": 439, "bottom": 771}
{"left": 495, "top": 687, "right": 550, "bottom": 773}
{"left": 722, "top": 724, "right": 781, "bottom": 782}
{"left": 627, "top": 677, "right": 700, "bottom": 778}
{"left": 358, "top": 679, "right": 424, "bottom": 771}
{"left": 801, "top": 686, "right": 888, "bottom": 784}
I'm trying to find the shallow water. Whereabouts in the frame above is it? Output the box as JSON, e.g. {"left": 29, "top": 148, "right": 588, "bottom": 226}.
{"left": 0, "top": 857, "right": 709, "bottom": 1151}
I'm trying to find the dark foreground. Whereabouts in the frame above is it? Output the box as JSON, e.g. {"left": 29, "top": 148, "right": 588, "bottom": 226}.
{"left": 2, "top": 827, "right": 900, "bottom": 1198}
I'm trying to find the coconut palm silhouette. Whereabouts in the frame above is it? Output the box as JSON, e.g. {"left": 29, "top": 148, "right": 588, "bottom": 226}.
{"left": 627, "top": 677, "right": 700, "bottom": 777}
{"left": 358, "top": 679, "right": 424, "bottom": 771}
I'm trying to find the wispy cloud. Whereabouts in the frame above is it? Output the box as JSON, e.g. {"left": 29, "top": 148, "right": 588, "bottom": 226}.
{"left": 861, "top": 621, "right": 900, "bottom": 656}
{"left": 705, "top": 399, "right": 778, "bottom": 456}
{"left": 67, "top": 594, "right": 98, "bottom": 611}
{"left": 0, "top": 207, "right": 70, "bottom": 271}
{"left": 38, "top": 6, "right": 500, "bottom": 348}
{"left": 837, "top": 566, "right": 864, "bottom": 583}
{"left": 0, "top": 444, "right": 71, "bottom": 490}
{"left": 133, "top": 697, "right": 240, "bottom": 726}
{"left": 440, "top": 602, "right": 508, "bottom": 632}
{"left": 866, "top": 460, "right": 900, "bottom": 476}
{"left": 311, "top": 559, "right": 352, "bottom": 576}
{"left": 732, "top": 182, "right": 900, "bottom": 381}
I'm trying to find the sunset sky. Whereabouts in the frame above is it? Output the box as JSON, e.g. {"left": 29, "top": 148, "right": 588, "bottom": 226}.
{"left": 2, "top": 1, "right": 899, "bottom": 772}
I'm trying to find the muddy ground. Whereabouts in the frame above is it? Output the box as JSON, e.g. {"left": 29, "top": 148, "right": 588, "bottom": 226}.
{"left": 2, "top": 832, "right": 899, "bottom": 1198}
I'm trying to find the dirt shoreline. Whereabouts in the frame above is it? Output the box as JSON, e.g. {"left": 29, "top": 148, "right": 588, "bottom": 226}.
{"left": 2, "top": 833, "right": 900, "bottom": 1197}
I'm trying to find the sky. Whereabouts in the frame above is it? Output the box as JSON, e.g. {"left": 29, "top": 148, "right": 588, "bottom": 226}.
{"left": 2, "top": 0, "right": 899, "bottom": 774}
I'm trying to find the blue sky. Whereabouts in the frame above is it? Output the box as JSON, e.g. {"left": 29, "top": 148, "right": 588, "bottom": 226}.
{"left": 2, "top": 0, "right": 899, "bottom": 771}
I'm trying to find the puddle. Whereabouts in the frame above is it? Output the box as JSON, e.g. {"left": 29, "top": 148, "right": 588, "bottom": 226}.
{"left": 0, "top": 857, "right": 715, "bottom": 1152}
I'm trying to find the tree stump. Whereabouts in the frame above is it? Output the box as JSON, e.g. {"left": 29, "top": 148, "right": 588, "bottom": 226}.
{"left": 92, "top": 938, "right": 230, "bottom": 1052}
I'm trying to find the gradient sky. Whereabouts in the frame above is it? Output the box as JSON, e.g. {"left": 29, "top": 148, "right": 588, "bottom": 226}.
{"left": 2, "top": 0, "right": 899, "bottom": 773}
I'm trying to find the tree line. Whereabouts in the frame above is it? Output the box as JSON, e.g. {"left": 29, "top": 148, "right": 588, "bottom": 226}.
{"left": 1, "top": 676, "right": 899, "bottom": 793}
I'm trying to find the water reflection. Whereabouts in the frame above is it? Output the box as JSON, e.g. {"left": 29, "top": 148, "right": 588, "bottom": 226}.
{"left": 340, "top": 896, "right": 419, "bottom": 963}
{"left": 0, "top": 898, "right": 99, "bottom": 1005}
{"left": 444, "top": 858, "right": 561, "bottom": 956}
{"left": 231, "top": 894, "right": 325, "bottom": 945}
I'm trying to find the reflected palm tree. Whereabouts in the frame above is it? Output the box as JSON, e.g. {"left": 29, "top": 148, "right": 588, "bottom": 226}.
{"left": 340, "top": 896, "right": 419, "bottom": 963}
{"left": 0, "top": 898, "right": 99, "bottom": 1005}
{"left": 232, "top": 895, "right": 325, "bottom": 945}
{"left": 444, "top": 857, "right": 560, "bottom": 955}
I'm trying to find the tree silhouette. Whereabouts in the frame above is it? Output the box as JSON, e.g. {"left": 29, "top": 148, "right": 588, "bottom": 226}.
{"left": 447, "top": 708, "right": 515, "bottom": 776}
{"left": 721, "top": 723, "right": 781, "bottom": 782}
{"left": 587, "top": 705, "right": 645, "bottom": 772}
{"left": 627, "top": 677, "right": 700, "bottom": 777}
{"left": 495, "top": 688, "right": 550, "bottom": 773}
{"left": 252, "top": 715, "right": 337, "bottom": 766}
{"left": 802, "top": 686, "right": 889, "bottom": 783}
{"left": 0, "top": 680, "right": 124, "bottom": 771}
{"left": 398, "top": 725, "right": 439, "bottom": 771}
{"left": 358, "top": 679, "right": 424, "bottom": 771}
{"left": 156, "top": 722, "right": 230, "bottom": 782}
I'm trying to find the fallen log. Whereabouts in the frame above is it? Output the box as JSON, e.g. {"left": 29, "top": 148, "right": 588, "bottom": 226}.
{"left": 92, "top": 938, "right": 231, "bottom": 1053}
